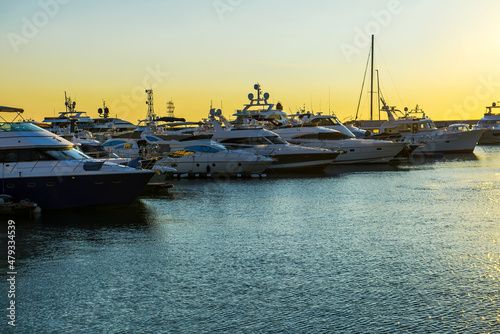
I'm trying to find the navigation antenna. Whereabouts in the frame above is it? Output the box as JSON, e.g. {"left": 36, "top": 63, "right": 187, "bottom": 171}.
{"left": 166, "top": 100, "right": 175, "bottom": 117}
{"left": 64, "top": 91, "right": 76, "bottom": 113}
{"left": 98, "top": 100, "right": 109, "bottom": 118}
{"left": 145, "top": 89, "right": 155, "bottom": 122}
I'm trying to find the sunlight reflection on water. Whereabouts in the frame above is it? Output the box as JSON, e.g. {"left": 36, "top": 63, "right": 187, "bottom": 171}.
{"left": 5, "top": 147, "right": 500, "bottom": 333}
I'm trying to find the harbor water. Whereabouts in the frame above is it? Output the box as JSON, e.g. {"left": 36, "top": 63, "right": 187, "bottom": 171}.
{"left": 2, "top": 146, "right": 500, "bottom": 333}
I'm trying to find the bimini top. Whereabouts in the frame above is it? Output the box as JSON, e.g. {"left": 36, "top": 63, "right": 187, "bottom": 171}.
{"left": 0, "top": 106, "right": 24, "bottom": 113}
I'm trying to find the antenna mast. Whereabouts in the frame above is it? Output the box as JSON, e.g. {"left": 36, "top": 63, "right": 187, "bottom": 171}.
{"left": 145, "top": 89, "right": 155, "bottom": 122}
{"left": 166, "top": 99, "right": 175, "bottom": 117}
{"left": 370, "top": 34, "right": 374, "bottom": 121}
{"left": 64, "top": 91, "right": 76, "bottom": 113}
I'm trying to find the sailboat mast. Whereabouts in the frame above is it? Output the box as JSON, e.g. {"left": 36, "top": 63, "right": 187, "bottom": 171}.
{"left": 376, "top": 69, "right": 381, "bottom": 121}
{"left": 370, "top": 34, "right": 374, "bottom": 121}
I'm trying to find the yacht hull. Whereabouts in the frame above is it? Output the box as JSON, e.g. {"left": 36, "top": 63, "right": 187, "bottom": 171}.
{"left": 268, "top": 152, "right": 339, "bottom": 173}
{"left": 478, "top": 129, "right": 500, "bottom": 145}
{"left": 217, "top": 145, "right": 339, "bottom": 173}
{"left": 403, "top": 129, "right": 483, "bottom": 153}
{"left": 287, "top": 139, "right": 406, "bottom": 164}
{"left": 0, "top": 171, "right": 153, "bottom": 209}
{"left": 157, "top": 157, "right": 272, "bottom": 175}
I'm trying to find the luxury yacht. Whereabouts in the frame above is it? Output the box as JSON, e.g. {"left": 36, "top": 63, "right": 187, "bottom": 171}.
{"left": 283, "top": 113, "right": 411, "bottom": 164}
{"left": 230, "top": 84, "right": 410, "bottom": 164}
{"left": 272, "top": 124, "right": 409, "bottom": 164}
{"left": 42, "top": 93, "right": 94, "bottom": 136}
{"left": 473, "top": 102, "right": 500, "bottom": 144}
{"left": 374, "top": 105, "right": 483, "bottom": 153}
{"left": 141, "top": 134, "right": 273, "bottom": 176}
{"left": 207, "top": 111, "right": 339, "bottom": 173}
{"left": 0, "top": 106, "right": 154, "bottom": 209}
{"left": 86, "top": 117, "right": 137, "bottom": 141}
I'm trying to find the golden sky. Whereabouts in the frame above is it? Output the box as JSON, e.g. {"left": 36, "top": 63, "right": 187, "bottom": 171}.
{"left": 2, "top": 0, "right": 500, "bottom": 123}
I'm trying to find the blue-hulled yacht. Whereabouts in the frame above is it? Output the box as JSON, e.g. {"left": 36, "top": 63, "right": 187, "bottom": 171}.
{"left": 0, "top": 106, "right": 154, "bottom": 209}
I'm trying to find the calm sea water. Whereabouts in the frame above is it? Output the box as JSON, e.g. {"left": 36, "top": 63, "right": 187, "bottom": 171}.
{"left": 2, "top": 146, "right": 500, "bottom": 333}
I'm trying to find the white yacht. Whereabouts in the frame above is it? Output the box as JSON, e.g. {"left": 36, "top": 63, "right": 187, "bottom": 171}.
{"left": 87, "top": 117, "right": 137, "bottom": 141}
{"left": 0, "top": 106, "right": 154, "bottom": 209}
{"left": 375, "top": 105, "right": 483, "bottom": 153}
{"left": 283, "top": 113, "right": 411, "bottom": 164}
{"left": 230, "top": 84, "right": 410, "bottom": 164}
{"left": 207, "top": 111, "right": 339, "bottom": 173}
{"left": 42, "top": 110, "right": 94, "bottom": 136}
{"left": 473, "top": 102, "right": 500, "bottom": 144}
{"left": 42, "top": 93, "right": 94, "bottom": 136}
{"left": 72, "top": 133, "right": 130, "bottom": 165}
{"left": 142, "top": 134, "right": 273, "bottom": 176}
{"left": 272, "top": 124, "right": 409, "bottom": 164}
{"left": 102, "top": 131, "right": 150, "bottom": 159}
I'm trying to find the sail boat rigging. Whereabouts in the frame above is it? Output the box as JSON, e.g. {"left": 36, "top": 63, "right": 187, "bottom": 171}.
{"left": 355, "top": 34, "right": 380, "bottom": 122}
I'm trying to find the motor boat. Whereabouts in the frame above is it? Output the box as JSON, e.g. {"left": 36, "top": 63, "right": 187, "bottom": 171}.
{"left": 206, "top": 110, "right": 339, "bottom": 173}
{"left": 0, "top": 106, "right": 154, "bottom": 209}
{"left": 272, "top": 124, "right": 410, "bottom": 164}
{"left": 229, "top": 84, "right": 410, "bottom": 164}
{"left": 374, "top": 105, "right": 483, "bottom": 153}
{"left": 142, "top": 134, "right": 273, "bottom": 176}
{"left": 73, "top": 133, "right": 130, "bottom": 165}
{"left": 473, "top": 102, "right": 500, "bottom": 144}
{"left": 446, "top": 124, "right": 472, "bottom": 133}
{"left": 282, "top": 113, "right": 412, "bottom": 164}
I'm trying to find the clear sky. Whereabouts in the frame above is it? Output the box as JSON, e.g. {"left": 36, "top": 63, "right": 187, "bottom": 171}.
{"left": 1, "top": 0, "right": 500, "bottom": 123}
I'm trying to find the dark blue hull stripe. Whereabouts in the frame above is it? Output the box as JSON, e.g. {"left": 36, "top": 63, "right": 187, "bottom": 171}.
{"left": 1, "top": 172, "right": 153, "bottom": 209}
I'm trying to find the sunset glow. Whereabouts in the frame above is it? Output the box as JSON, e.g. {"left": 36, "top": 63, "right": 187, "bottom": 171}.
{"left": 2, "top": 0, "right": 500, "bottom": 123}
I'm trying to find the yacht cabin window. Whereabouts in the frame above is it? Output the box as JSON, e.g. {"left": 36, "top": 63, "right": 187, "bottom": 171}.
{"left": 309, "top": 118, "right": 340, "bottom": 126}
{"left": 220, "top": 136, "right": 286, "bottom": 145}
{"left": 292, "top": 132, "right": 351, "bottom": 140}
{"left": 102, "top": 140, "right": 125, "bottom": 147}
{"left": 479, "top": 120, "right": 500, "bottom": 125}
{"left": 0, "top": 147, "right": 90, "bottom": 162}
{"left": 184, "top": 145, "right": 222, "bottom": 153}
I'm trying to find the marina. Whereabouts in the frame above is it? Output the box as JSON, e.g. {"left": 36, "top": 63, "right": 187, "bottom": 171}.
{"left": 6, "top": 145, "right": 500, "bottom": 333}
{"left": 2, "top": 1, "right": 500, "bottom": 332}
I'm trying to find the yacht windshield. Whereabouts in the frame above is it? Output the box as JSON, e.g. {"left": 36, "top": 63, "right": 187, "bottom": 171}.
{"left": 310, "top": 117, "right": 340, "bottom": 126}
{"left": 45, "top": 148, "right": 90, "bottom": 160}
{"left": 210, "top": 142, "right": 228, "bottom": 151}
{"left": 0, "top": 122, "right": 44, "bottom": 132}
{"left": 265, "top": 136, "right": 287, "bottom": 144}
